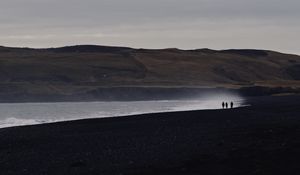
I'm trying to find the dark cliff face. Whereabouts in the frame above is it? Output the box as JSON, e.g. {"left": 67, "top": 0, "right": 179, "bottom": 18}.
{"left": 0, "top": 45, "right": 299, "bottom": 102}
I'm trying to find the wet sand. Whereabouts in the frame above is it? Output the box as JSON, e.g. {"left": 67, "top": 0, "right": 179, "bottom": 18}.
{"left": 0, "top": 95, "right": 299, "bottom": 174}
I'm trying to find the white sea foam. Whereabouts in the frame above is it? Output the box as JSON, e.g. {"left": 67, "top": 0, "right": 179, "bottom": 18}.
{"left": 0, "top": 118, "right": 45, "bottom": 128}
{"left": 0, "top": 94, "right": 245, "bottom": 128}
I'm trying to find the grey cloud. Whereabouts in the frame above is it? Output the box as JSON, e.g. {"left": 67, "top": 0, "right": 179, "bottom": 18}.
{"left": 0, "top": 0, "right": 299, "bottom": 54}
{"left": 1, "top": 0, "right": 299, "bottom": 24}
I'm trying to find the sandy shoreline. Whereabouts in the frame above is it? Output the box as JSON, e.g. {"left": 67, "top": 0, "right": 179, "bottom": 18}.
{"left": 0, "top": 95, "right": 299, "bottom": 174}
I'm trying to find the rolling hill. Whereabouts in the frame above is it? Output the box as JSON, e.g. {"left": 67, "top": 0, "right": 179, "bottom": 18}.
{"left": 0, "top": 45, "right": 299, "bottom": 102}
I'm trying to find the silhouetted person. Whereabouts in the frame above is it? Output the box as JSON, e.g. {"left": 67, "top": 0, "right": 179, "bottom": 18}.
{"left": 222, "top": 102, "right": 225, "bottom": 109}
{"left": 230, "top": 102, "right": 233, "bottom": 108}
{"left": 225, "top": 102, "right": 228, "bottom": 109}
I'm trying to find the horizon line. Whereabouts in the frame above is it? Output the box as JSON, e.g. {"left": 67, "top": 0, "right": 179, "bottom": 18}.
{"left": 1, "top": 44, "right": 299, "bottom": 56}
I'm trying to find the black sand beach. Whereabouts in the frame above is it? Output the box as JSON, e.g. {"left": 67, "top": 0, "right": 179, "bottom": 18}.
{"left": 0, "top": 95, "right": 299, "bottom": 175}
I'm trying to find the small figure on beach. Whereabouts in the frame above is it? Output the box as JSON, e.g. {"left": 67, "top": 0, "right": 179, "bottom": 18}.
{"left": 225, "top": 102, "right": 228, "bottom": 109}
{"left": 231, "top": 102, "right": 234, "bottom": 108}
{"left": 222, "top": 102, "right": 225, "bottom": 109}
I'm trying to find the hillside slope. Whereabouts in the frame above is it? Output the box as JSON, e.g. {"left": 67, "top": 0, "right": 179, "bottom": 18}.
{"left": 0, "top": 45, "right": 299, "bottom": 101}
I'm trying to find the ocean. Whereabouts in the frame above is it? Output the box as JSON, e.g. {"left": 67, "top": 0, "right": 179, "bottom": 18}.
{"left": 0, "top": 94, "right": 244, "bottom": 128}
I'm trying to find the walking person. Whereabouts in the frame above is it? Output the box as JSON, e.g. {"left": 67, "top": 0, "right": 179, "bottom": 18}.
{"left": 222, "top": 102, "right": 225, "bottom": 109}
{"left": 225, "top": 102, "right": 228, "bottom": 109}
{"left": 230, "top": 102, "right": 234, "bottom": 109}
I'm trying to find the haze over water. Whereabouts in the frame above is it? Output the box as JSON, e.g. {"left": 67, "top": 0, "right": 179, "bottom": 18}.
{"left": 0, "top": 93, "right": 244, "bottom": 128}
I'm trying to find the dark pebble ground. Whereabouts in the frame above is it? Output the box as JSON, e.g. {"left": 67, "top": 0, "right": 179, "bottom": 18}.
{"left": 0, "top": 95, "right": 299, "bottom": 175}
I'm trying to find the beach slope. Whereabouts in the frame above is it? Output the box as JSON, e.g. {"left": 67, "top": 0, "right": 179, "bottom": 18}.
{"left": 0, "top": 95, "right": 299, "bottom": 174}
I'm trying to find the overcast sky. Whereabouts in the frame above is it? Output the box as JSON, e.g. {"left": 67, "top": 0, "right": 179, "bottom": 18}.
{"left": 0, "top": 0, "right": 299, "bottom": 54}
